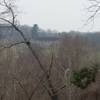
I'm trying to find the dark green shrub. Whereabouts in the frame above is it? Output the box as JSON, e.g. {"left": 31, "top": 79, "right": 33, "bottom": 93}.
{"left": 70, "top": 64, "right": 99, "bottom": 89}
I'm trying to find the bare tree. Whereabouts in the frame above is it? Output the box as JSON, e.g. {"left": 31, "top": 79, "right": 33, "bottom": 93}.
{"left": 0, "top": 0, "right": 66, "bottom": 100}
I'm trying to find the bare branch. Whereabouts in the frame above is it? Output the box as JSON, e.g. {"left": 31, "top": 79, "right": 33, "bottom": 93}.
{"left": 0, "top": 0, "right": 17, "bottom": 24}
{"left": 89, "top": 0, "right": 100, "bottom": 4}
{"left": 3, "top": 0, "right": 16, "bottom": 24}
{"left": 42, "top": 83, "right": 53, "bottom": 98}
{"left": 87, "top": 0, "right": 100, "bottom": 23}
{"left": 48, "top": 51, "right": 54, "bottom": 78}
{"left": 0, "top": 41, "right": 25, "bottom": 52}
{"left": 28, "top": 75, "right": 45, "bottom": 100}
{"left": 55, "top": 85, "right": 66, "bottom": 94}
{"left": 88, "top": 6, "right": 100, "bottom": 21}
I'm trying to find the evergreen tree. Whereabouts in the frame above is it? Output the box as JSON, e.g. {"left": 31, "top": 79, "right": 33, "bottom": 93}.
{"left": 32, "top": 24, "right": 39, "bottom": 38}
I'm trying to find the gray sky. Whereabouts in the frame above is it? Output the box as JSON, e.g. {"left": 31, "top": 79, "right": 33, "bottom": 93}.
{"left": 17, "top": 0, "right": 100, "bottom": 32}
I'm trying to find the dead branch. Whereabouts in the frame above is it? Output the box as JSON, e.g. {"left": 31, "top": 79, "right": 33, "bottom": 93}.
{"left": 0, "top": 41, "right": 25, "bottom": 52}
{"left": 87, "top": 0, "right": 100, "bottom": 22}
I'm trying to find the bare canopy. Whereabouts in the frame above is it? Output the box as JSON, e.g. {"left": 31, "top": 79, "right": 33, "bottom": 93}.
{"left": 87, "top": 0, "right": 100, "bottom": 22}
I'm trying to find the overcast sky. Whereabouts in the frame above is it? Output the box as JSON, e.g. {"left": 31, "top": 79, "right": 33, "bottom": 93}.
{"left": 17, "top": 0, "right": 100, "bottom": 32}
